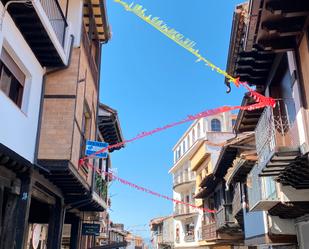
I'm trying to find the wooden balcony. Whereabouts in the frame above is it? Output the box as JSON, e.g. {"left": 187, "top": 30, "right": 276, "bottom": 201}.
{"left": 2, "top": 0, "right": 68, "bottom": 66}
{"left": 232, "top": 184, "right": 242, "bottom": 218}
{"left": 215, "top": 204, "right": 241, "bottom": 233}
{"left": 202, "top": 222, "right": 217, "bottom": 241}
{"left": 255, "top": 101, "right": 300, "bottom": 178}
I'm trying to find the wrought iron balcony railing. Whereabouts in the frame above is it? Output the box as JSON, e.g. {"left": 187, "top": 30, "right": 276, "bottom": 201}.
{"left": 255, "top": 99, "right": 299, "bottom": 169}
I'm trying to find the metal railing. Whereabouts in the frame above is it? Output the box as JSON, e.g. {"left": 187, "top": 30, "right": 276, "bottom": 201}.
{"left": 40, "top": 0, "right": 67, "bottom": 47}
{"left": 82, "top": 24, "right": 99, "bottom": 84}
{"left": 255, "top": 99, "right": 299, "bottom": 166}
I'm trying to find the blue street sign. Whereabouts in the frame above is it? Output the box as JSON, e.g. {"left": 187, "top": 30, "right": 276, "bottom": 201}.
{"left": 85, "top": 140, "right": 108, "bottom": 158}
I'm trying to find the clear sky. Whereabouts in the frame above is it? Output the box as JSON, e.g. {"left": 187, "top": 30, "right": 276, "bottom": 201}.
{"left": 100, "top": 0, "right": 245, "bottom": 240}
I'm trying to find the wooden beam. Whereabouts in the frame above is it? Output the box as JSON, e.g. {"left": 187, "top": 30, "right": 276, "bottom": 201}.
{"left": 15, "top": 173, "right": 33, "bottom": 249}
{"left": 47, "top": 198, "right": 66, "bottom": 249}
{"left": 0, "top": 192, "right": 18, "bottom": 249}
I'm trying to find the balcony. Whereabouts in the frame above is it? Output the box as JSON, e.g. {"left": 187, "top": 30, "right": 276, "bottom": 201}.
{"left": 248, "top": 165, "right": 280, "bottom": 211}
{"left": 3, "top": 0, "right": 69, "bottom": 66}
{"left": 202, "top": 222, "right": 217, "bottom": 241}
{"left": 255, "top": 101, "right": 300, "bottom": 177}
{"left": 173, "top": 172, "right": 195, "bottom": 193}
{"left": 232, "top": 183, "right": 242, "bottom": 218}
{"left": 184, "top": 234, "right": 195, "bottom": 242}
{"left": 94, "top": 172, "right": 108, "bottom": 201}
{"left": 173, "top": 204, "right": 198, "bottom": 220}
{"left": 215, "top": 204, "right": 242, "bottom": 234}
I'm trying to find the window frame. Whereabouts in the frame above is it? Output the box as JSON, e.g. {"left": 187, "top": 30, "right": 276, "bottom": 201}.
{"left": 0, "top": 49, "right": 25, "bottom": 109}
{"left": 211, "top": 119, "right": 222, "bottom": 132}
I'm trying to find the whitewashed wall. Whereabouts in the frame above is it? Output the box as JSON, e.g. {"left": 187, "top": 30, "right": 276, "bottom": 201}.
{"left": 0, "top": 3, "right": 44, "bottom": 163}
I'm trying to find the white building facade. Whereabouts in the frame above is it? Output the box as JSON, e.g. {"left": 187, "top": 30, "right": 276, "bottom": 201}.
{"left": 169, "top": 112, "right": 236, "bottom": 249}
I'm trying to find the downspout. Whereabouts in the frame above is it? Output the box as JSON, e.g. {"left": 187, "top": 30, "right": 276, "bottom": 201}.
{"left": 33, "top": 35, "right": 75, "bottom": 173}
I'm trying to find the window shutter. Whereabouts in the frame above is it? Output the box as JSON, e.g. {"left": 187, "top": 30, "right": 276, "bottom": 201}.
{"left": 0, "top": 49, "right": 25, "bottom": 85}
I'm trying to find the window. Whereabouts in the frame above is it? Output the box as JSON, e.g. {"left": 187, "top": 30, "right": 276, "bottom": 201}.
{"left": 187, "top": 135, "right": 191, "bottom": 148}
{"left": 0, "top": 49, "right": 25, "bottom": 108}
{"left": 232, "top": 119, "right": 236, "bottom": 127}
{"left": 80, "top": 104, "right": 92, "bottom": 174}
{"left": 192, "top": 129, "right": 196, "bottom": 143}
{"left": 197, "top": 123, "right": 201, "bottom": 138}
{"left": 211, "top": 119, "right": 221, "bottom": 132}
{"left": 185, "top": 222, "right": 195, "bottom": 237}
{"left": 182, "top": 140, "right": 186, "bottom": 154}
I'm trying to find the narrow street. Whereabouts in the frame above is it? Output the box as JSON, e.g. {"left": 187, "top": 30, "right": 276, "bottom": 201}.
{"left": 0, "top": 0, "right": 309, "bottom": 249}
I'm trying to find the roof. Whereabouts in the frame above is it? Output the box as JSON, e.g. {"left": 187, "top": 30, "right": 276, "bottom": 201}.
{"left": 225, "top": 2, "right": 249, "bottom": 92}
{"left": 98, "top": 103, "right": 124, "bottom": 152}
{"left": 212, "top": 132, "right": 255, "bottom": 178}
{"left": 225, "top": 156, "right": 256, "bottom": 186}
{"left": 83, "top": 0, "right": 111, "bottom": 42}
{"left": 195, "top": 133, "right": 255, "bottom": 198}
{"left": 149, "top": 216, "right": 172, "bottom": 229}
{"left": 234, "top": 93, "right": 264, "bottom": 133}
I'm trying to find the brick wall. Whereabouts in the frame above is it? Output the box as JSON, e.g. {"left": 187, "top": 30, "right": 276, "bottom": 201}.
{"left": 38, "top": 36, "right": 100, "bottom": 186}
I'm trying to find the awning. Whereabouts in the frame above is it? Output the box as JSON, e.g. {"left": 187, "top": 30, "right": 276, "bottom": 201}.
{"left": 98, "top": 103, "right": 124, "bottom": 152}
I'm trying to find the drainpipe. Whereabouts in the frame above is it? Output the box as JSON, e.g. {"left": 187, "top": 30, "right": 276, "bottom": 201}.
{"left": 33, "top": 35, "right": 75, "bottom": 172}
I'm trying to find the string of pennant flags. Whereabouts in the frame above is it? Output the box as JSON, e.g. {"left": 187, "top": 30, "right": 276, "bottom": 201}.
{"left": 78, "top": 0, "right": 277, "bottom": 213}
{"left": 84, "top": 161, "right": 216, "bottom": 213}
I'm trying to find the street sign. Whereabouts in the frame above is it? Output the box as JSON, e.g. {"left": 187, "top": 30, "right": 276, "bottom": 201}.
{"left": 82, "top": 223, "right": 100, "bottom": 236}
{"left": 85, "top": 140, "right": 108, "bottom": 158}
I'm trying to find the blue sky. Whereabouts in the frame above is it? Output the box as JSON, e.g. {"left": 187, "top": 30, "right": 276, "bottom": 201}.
{"left": 100, "top": 0, "right": 244, "bottom": 240}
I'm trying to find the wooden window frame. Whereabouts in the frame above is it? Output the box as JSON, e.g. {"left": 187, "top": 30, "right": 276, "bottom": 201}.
{"left": 0, "top": 49, "right": 25, "bottom": 108}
